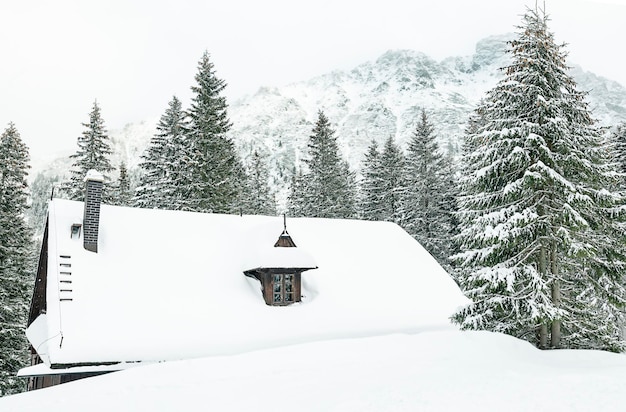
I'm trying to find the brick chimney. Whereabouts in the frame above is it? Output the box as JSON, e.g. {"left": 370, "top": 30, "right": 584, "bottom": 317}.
{"left": 83, "top": 170, "right": 104, "bottom": 253}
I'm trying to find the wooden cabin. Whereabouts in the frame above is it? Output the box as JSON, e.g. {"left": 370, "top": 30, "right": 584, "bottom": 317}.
{"left": 19, "top": 171, "right": 466, "bottom": 390}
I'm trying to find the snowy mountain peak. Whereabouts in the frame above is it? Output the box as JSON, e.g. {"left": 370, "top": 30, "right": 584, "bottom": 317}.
{"left": 33, "top": 35, "right": 626, "bottom": 213}
{"left": 374, "top": 49, "right": 438, "bottom": 74}
{"left": 471, "top": 34, "right": 513, "bottom": 67}
{"left": 252, "top": 86, "right": 282, "bottom": 98}
{"left": 350, "top": 49, "right": 451, "bottom": 90}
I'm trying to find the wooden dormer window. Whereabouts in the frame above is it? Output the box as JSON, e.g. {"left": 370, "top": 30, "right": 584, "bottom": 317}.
{"left": 243, "top": 216, "right": 317, "bottom": 306}
{"left": 244, "top": 269, "right": 304, "bottom": 306}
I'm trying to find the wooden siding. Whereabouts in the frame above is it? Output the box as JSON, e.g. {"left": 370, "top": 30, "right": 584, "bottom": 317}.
{"left": 28, "top": 219, "right": 48, "bottom": 326}
{"left": 28, "top": 371, "right": 113, "bottom": 391}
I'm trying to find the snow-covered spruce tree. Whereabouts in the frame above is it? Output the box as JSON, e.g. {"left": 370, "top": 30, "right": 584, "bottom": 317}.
{"left": 403, "top": 109, "right": 457, "bottom": 269}
{"left": 613, "top": 123, "right": 626, "bottom": 182}
{"left": 27, "top": 172, "right": 62, "bottom": 236}
{"left": 112, "top": 161, "right": 131, "bottom": 206}
{"left": 288, "top": 110, "right": 357, "bottom": 218}
{"left": 0, "top": 123, "right": 33, "bottom": 396}
{"left": 241, "top": 150, "right": 276, "bottom": 215}
{"left": 453, "top": 8, "right": 626, "bottom": 352}
{"left": 135, "top": 96, "right": 189, "bottom": 210}
{"left": 185, "top": 51, "right": 244, "bottom": 213}
{"left": 359, "top": 139, "right": 386, "bottom": 221}
{"left": 64, "top": 100, "right": 114, "bottom": 201}
{"left": 287, "top": 169, "right": 310, "bottom": 217}
{"left": 378, "top": 136, "right": 406, "bottom": 225}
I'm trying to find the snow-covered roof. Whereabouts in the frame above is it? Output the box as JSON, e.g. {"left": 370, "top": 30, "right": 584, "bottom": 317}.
{"left": 27, "top": 198, "right": 468, "bottom": 367}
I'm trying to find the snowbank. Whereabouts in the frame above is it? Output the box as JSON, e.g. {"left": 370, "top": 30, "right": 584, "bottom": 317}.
{"left": 4, "top": 330, "right": 626, "bottom": 411}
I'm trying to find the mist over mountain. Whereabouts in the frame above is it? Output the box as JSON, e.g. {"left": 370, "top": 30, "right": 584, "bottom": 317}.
{"left": 33, "top": 34, "right": 626, "bottom": 210}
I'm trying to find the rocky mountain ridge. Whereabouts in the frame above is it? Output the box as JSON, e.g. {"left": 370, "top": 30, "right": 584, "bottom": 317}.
{"left": 33, "top": 34, "right": 626, "bottom": 210}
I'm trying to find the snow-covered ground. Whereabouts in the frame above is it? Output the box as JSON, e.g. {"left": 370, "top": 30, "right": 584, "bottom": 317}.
{"left": 3, "top": 330, "right": 626, "bottom": 411}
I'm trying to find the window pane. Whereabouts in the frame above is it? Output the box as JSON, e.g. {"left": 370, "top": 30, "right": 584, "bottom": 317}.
{"left": 273, "top": 274, "right": 282, "bottom": 282}
{"left": 286, "top": 283, "right": 293, "bottom": 293}
{"left": 274, "top": 294, "right": 281, "bottom": 302}
{"left": 274, "top": 282, "right": 281, "bottom": 292}
{"left": 285, "top": 293, "right": 293, "bottom": 302}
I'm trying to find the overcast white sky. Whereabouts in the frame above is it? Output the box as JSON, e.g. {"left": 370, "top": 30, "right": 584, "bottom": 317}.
{"left": 1, "top": 0, "right": 625, "bottom": 166}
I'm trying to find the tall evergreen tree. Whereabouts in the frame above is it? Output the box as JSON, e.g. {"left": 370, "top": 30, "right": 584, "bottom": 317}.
{"left": 185, "top": 51, "right": 244, "bottom": 213}
{"left": 613, "top": 123, "right": 626, "bottom": 187}
{"left": 27, "top": 172, "right": 61, "bottom": 236}
{"left": 0, "top": 123, "right": 32, "bottom": 395}
{"left": 135, "top": 96, "right": 189, "bottom": 210}
{"left": 453, "top": 7, "right": 626, "bottom": 352}
{"left": 64, "top": 100, "right": 114, "bottom": 201}
{"left": 287, "top": 169, "right": 309, "bottom": 217}
{"left": 113, "top": 161, "right": 131, "bottom": 206}
{"left": 288, "top": 111, "right": 357, "bottom": 218}
{"left": 359, "top": 139, "right": 385, "bottom": 221}
{"left": 378, "top": 135, "right": 406, "bottom": 225}
{"left": 241, "top": 150, "right": 276, "bottom": 215}
{"left": 403, "top": 109, "right": 457, "bottom": 269}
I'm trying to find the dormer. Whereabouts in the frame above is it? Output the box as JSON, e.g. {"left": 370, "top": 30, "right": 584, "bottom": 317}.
{"left": 244, "top": 218, "right": 317, "bottom": 306}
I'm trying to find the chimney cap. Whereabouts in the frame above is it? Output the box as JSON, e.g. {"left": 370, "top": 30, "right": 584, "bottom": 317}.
{"left": 84, "top": 169, "right": 104, "bottom": 183}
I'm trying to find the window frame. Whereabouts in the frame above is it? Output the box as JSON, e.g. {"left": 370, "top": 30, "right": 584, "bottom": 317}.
{"left": 271, "top": 273, "right": 295, "bottom": 305}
